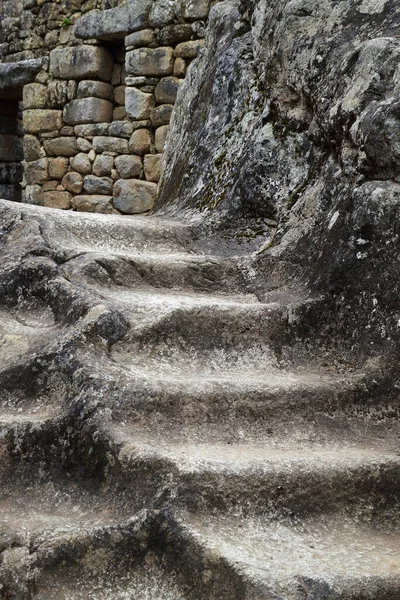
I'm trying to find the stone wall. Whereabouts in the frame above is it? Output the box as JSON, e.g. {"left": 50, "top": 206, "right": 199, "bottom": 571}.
{"left": 1, "top": 0, "right": 214, "bottom": 214}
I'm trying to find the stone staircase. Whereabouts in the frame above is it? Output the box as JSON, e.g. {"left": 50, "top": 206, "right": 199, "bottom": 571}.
{"left": 0, "top": 198, "right": 398, "bottom": 599}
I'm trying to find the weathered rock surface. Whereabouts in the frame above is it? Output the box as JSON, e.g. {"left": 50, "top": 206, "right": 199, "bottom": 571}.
{"left": 0, "top": 199, "right": 397, "bottom": 599}
{"left": 74, "top": 0, "right": 152, "bottom": 40}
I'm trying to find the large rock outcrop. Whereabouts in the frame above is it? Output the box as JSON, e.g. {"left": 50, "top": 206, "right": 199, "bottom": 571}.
{"left": 158, "top": 0, "right": 400, "bottom": 359}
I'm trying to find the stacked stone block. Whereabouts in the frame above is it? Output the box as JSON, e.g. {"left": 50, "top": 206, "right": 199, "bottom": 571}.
{"left": 2, "top": 0, "right": 212, "bottom": 214}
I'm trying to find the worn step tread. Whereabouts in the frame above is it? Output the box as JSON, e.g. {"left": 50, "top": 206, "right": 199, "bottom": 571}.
{"left": 176, "top": 511, "right": 400, "bottom": 594}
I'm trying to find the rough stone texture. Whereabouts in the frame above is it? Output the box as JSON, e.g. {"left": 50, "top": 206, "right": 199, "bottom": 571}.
{"left": 72, "top": 195, "right": 116, "bottom": 212}
{"left": 42, "top": 190, "right": 71, "bottom": 208}
{"left": 93, "top": 155, "right": 114, "bottom": 177}
{"left": 125, "top": 28, "right": 155, "bottom": 48}
{"left": 155, "top": 77, "right": 182, "bottom": 104}
{"left": 151, "top": 104, "right": 174, "bottom": 127}
{"left": 0, "top": 59, "right": 43, "bottom": 98}
{"left": 115, "top": 154, "right": 142, "bottom": 179}
{"left": 49, "top": 47, "right": 114, "bottom": 81}
{"left": 93, "top": 136, "right": 129, "bottom": 155}
{"left": 155, "top": 124, "right": 169, "bottom": 152}
{"left": 25, "top": 157, "right": 48, "bottom": 184}
{"left": 2, "top": 0, "right": 400, "bottom": 596}
{"left": 76, "top": 80, "right": 114, "bottom": 100}
{"left": 126, "top": 47, "right": 174, "bottom": 77}
{"left": 63, "top": 98, "right": 113, "bottom": 126}
{"left": 43, "top": 137, "right": 78, "bottom": 157}
{"left": 48, "top": 157, "right": 69, "bottom": 179}
{"left": 174, "top": 39, "right": 205, "bottom": 59}
{"left": 70, "top": 153, "right": 92, "bottom": 175}
{"left": 129, "top": 128, "right": 152, "bottom": 155}
{"left": 74, "top": 0, "right": 152, "bottom": 40}
{"left": 23, "top": 110, "right": 62, "bottom": 134}
{"left": 113, "top": 178, "right": 156, "bottom": 213}
{"left": 0, "top": 198, "right": 398, "bottom": 597}
{"left": 144, "top": 153, "right": 162, "bottom": 182}
{"left": 84, "top": 175, "right": 114, "bottom": 195}
{"left": 61, "top": 172, "right": 84, "bottom": 194}
{"left": 22, "top": 83, "right": 47, "bottom": 109}
{"left": 125, "top": 87, "right": 155, "bottom": 119}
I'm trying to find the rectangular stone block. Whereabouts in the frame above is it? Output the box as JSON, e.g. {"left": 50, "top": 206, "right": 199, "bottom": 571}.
{"left": 92, "top": 136, "right": 129, "bottom": 154}
{"left": 43, "top": 137, "right": 78, "bottom": 157}
{"left": 23, "top": 109, "right": 63, "bottom": 134}
{"left": 43, "top": 190, "right": 71, "bottom": 209}
{"left": 49, "top": 46, "right": 114, "bottom": 81}
{"left": 125, "top": 87, "right": 155, "bottom": 120}
{"left": 23, "top": 83, "right": 47, "bottom": 109}
{"left": 126, "top": 47, "right": 174, "bottom": 77}
{"left": 63, "top": 98, "right": 113, "bottom": 126}
{"left": 77, "top": 80, "right": 114, "bottom": 100}
{"left": 72, "top": 195, "right": 116, "bottom": 213}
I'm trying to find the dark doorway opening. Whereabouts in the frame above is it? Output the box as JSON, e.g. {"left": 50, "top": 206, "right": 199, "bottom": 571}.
{"left": 0, "top": 98, "right": 23, "bottom": 202}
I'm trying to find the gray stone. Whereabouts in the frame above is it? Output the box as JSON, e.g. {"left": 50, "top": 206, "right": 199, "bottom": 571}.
{"left": 77, "top": 80, "right": 114, "bottom": 100}
{"left": 74, "top": 124, "right": 110, "bottom": 138}
{"left": 63, "top": 98, "right": 113, "bottom": 126}
{"left": 0, "top": 59, "right": 44, "bottom": 95}
{"left": 181, "top": 0, "right": 210, "bottom": 20}
{"left": 93, "top": 155, "right": 114, "bottom": 177}
{"left": 174, "top": 40, "right": 205, "bottom": 59}
{"left": 84, "top": 175, "right": 114, "bottom": 195}
{"left": 62, "top": 172, "right": 84, "bottom": 194}
{"left": 74, "top": 0, "right": 152, "bottom": 40}
{"left": 115, "top": 154, "right": 142, "bottom": 179}
{"left": 93, "top": 137, "right": 129, "bottom": 155}
{"left": 23, "top": 135, "right": 42, "bottom": 161}
{"left": 47, "top": 81, "right": 77, "bottom": 109}
{"left": 113, "top": 178, "right": 156, "bottom": 213}
{"left": 125, "top": 87, "right": 155, "bottom": 120}
{"left": 125, "top": 29, "right": 155, "bottom": 48}
{"left": 23, "top": 110, "right": 62, "bottom": 134}
{"left": 49, "top": 46, "right": 114, "bottom": 81}
{"left": 157, "top": 24, "right": 193, "bottom": 46}
{"left": 25, "top": 158, "right": 48, "bottom": 185}
{"left": 125, "top": 76, "right": 147, "bottom": 86}
{"left": 77, "top": 138, "right": 93, "bottom": 152}
{"left": 70, "top": 153, "right": 92, "bottom": 175}
{"left": 150, "top": 104, "right": 174, "bottom": 128}
{"left": 109, "top": 121, "right": 134, "bottom": 138}
{"left": 43, "top": 137, "right": 78, "bottom": 157}
{"left": 126, "top": 47, "right": 174, "bottom": 77}
{"left": 24, "top": 184, "right": 43, "bottom": 205}
{"left": 148, "top": 0, "right": 176, "bottom": 27}
{"left": 155, "top": 77, "right": 182, "bottom": 104}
